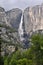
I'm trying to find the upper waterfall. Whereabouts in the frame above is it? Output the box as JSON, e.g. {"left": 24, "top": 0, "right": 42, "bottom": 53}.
{"left": 18, "top": 13, "right": 25, "bottom": 41}
{"left": 18, "top": 13, "right": 29, "bottom": 48}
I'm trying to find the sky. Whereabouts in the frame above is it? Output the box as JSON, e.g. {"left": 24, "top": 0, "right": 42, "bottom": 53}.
{"left": 0, "top": 0, "right": 43, "bottom": 11}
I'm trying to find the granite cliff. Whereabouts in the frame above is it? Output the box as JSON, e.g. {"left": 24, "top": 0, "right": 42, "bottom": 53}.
{"left": 6, "top": 8, "right": 22, "bottom": 30}
{"left": 24, "top": 4, "right": 43, "bottom": 36}
{"left": 0, "top": 7, "right": 22, "bottom": 55}
{"left": 0, "top": 3, "right": 43, "bottom": 55}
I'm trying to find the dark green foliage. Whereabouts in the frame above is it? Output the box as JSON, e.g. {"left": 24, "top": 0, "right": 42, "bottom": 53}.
{"left": 0, "top": 56, "right": 4, "bottom": 65}
{"left": 15, "top": 46, "right": 18, "bottom": 52}
{"left": 0, "top": 18, "right": 43, "bottom": 65}
{"left": 1, "top": 33, "right": 43, "bottom": 65}
{"left": 31, "top": 34, "right": 43, "bottom": 65}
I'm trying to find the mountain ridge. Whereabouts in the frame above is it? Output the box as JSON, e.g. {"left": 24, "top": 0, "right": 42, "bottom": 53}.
{"left": 0, "top": 3, "right": 43, "bottom": 55}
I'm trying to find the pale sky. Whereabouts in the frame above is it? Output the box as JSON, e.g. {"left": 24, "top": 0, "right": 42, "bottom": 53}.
{"left": 0, "top": 0, "right": 43, "bottom": 11}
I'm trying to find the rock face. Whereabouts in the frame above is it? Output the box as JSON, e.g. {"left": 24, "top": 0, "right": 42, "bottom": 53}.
{"left": 1, "top": 3, "right": 43, "bottom": 55}
{"left": 0, "top": 7, "right": 22, "bottom": 40}
{"left": 24, "top": 4, "right": 43, "bottom": 35}
{"left": 0, "top": 7, "right": 22, "bottom": 55}
{"left": 0, "top": 7, "right": 5, "bottom": 12}
{"left": 0, "top": 7, "right": 7, "bottom": 25}
{"left": 6, "top": 8, "right": 22, "bottom": 30}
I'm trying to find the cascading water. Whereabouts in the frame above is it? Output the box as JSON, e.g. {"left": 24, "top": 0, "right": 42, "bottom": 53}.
{"left": 18, "top": 13, "right": 29, "bottom": 48}
{"left": 18, "top": 13, "right": 25, "bottom": 41}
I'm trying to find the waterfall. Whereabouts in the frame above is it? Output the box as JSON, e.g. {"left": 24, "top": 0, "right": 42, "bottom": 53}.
{"left": 18, "top": 13, "right": 29, "bottom": 48}
{"left": 18, "top": 13, "right": 25, "bottom": 41}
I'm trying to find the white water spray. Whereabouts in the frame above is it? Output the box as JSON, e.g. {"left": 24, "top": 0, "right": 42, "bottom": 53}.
{"left": 18, "top": 13, "right": 24, "bottom": 41}
{"left": 18, "top": 13, "right": 29, "bottom": 48}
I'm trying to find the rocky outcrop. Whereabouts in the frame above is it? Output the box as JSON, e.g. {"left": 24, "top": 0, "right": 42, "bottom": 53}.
{"left": 0, "top": 7, "right": 22, "bottom": 43}
{"left": 6, "top": 8, "right": 22, "bottom": 30}
{"left": 24, "top": 4, "right": 43, "bottom": 35}
{"left": 1, "top": 3, "right": 43, "bottom": 55}
{"left": 0, "top": 7, "right": 5, "bottom": 12}
{"left": 0, "top": 7, "right": 22, "bottom": 55}
{"left": 0, "top": 7, "right": 7, "bottom": 25}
